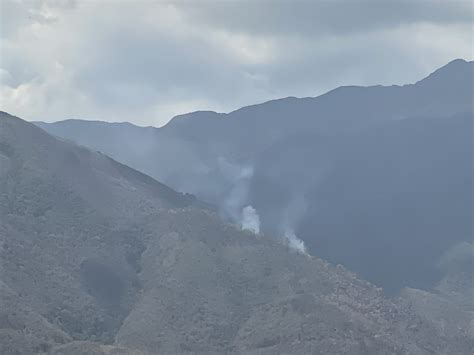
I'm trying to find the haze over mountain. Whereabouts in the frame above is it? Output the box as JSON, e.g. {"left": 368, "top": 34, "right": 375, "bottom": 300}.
{"left": 3, "top": 112, "right": 473, "bottom": 354}
{"left": 36, "top": 59, "right": 474, "bottom": 293}
{"left": 2, "top": 0, "right": 473, "bottom": 352}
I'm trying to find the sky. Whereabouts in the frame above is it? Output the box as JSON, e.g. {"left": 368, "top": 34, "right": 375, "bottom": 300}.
{"left": 0, "top": 0, "right": 472, "bottom": 127}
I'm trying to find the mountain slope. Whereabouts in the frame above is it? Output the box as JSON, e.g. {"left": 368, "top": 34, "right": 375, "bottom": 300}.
{"left": 36, "top": 59, "right": 473, "bottom": 164}
{"left": 0, "top": 112, "right": 198, "bottom": 347}
{"left": 1, "top": 112, "right": 471, "bottom": 353}
{"left": 34, "top": 59, "right": 474, "bottom": 292}
{"left": 246, "top": 111, "right": 472, "bottom": 292}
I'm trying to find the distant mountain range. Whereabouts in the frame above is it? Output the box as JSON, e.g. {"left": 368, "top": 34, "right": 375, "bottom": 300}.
{"left": 4, "top": 112, "right": 473, "bottom": 353}
{"left": 35, "top": 59, "right": 473, "bottom": 293}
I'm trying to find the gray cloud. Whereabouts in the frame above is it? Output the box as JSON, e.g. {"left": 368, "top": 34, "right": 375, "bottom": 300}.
{"left": 0, "top": 0, "right": 472, "bottom": 126}
{"left": 178, "top": 0, "right": 473, "bottom": 36}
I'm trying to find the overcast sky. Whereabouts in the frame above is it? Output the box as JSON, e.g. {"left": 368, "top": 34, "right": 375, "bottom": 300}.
{"left": 1, "top": 0, "right": 472, "bottom": 126}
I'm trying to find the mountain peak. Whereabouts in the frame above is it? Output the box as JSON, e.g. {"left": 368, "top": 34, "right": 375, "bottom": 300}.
{"left": 416, "top": 58, "right": 473, "bottom": 87}
{"left": 444, "top": 58, "right": 469, "bottom": 66}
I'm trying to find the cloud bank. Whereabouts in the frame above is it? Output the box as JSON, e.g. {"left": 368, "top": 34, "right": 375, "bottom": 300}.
{"left": 1, "top": 0, "right": 472, "bottom": 126}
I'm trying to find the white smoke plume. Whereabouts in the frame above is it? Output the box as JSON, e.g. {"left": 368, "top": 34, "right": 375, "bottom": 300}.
{"left": 284, "top": 229, "right": 307, "bottom": 255}
{"left": 218, "top": 157, "right": 255, "bottom": 224}
{"left": 241, "top": 205, "right": 260, "bottom": 234}
{"left": 280, "top": 193, "right": 309, "bottom": 254}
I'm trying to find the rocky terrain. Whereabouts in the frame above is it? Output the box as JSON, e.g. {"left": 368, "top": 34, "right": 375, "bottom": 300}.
{"left": 1, "top": 112, "right": 472, "bottom": 354}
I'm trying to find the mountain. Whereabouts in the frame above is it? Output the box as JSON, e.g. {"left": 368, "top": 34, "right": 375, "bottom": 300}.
{"left": 0, "top": 112, "right": 197, "bottom": 351}
{"left": 35, "top": 59, "right": 474, "bottom": 293}
{"left": 1, "top": 112, "right": 472, "bottom": 353}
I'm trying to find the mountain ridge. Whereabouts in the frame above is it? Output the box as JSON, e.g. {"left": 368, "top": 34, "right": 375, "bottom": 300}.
{"left": 32, "top": 58, "right": 473, "bottom": 129}
{"left": 3, "top": 112, "right": 472, "bottom": 353}
{"left": 31, "top": 59, "right": 473, "bottom": 293}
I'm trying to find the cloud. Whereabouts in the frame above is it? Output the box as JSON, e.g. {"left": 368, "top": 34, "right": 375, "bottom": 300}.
{"left": 0, "top": 0, "right": 472, "bottom": 126}
{"left": 177, "top": 0, "right": 473, "bottom": 36}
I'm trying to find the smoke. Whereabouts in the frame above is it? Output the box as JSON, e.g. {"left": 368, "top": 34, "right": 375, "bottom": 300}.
{"left": 218, "top": 157, "right": 254, "bottom": 223}
{"left": 214, "top": 158, "right": 263, "bottom": 234}
{"left": 284, "top": 230, "right": 307, "bottom": 255}
{"left": 241, "top": 205, "right": 260, "bottom": 234}
{"left": 216, "top": 158, "right": 307, "bottom": 246}
{"left": 280, "top": 193, "right": 308, "bottom": 254}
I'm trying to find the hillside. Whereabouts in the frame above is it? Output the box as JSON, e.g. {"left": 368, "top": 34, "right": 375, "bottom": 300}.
{"left": 35, "top": 59, "right": 474, "bottom": 292}
{"left": 1, "top": 112, "right": 472, "bottom": 353}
